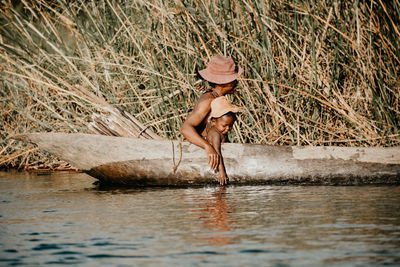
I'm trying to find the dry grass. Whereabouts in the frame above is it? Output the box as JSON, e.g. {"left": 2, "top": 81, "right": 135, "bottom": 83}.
{"left": 0, "top": 0, "right": 399, "bottom": 169}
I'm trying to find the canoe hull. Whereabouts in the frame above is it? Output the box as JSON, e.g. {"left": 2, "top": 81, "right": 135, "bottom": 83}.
{"left": 87, "top": 159, "right": 400, "bottom": 186}
{"left": 12, "top": 133, "right": 400, "bottom": 186}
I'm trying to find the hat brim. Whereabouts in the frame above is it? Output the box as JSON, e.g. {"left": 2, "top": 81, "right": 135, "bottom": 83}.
{"left": 199, "top": 67, "right": 243, "bottom": 84}
{"left": 209, "top": 106, "right": 240, "bottom": 119}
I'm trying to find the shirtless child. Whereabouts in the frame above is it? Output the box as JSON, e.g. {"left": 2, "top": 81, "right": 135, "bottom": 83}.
{"left": 180, "top": 55, "right": 242, "bottom": 170}
{"left": 206, "top": 96, "right": 239, "bottom": 185}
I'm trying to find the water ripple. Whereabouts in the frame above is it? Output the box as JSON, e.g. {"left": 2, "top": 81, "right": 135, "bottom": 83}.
{"left": 33, "top": 243, "right": 62, "bottom": 250}
{"left": 1, "top": 172, "right": 400, "bottom": 266}
{"left": 239, "top": 249, "right": 286, "bottom": 254}
{"left": 52, "top": 251, "right": 83, "bottom": 255}
{"left": 87, "top": 254, "right": 149, "bottom": 258}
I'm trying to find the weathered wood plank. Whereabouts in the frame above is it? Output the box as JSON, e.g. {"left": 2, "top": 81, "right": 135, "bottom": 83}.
{"left": 11, "top": 133, "right": 400, "bottom": 186}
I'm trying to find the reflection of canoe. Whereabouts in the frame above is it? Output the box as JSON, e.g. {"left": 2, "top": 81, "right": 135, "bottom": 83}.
{"left": 12, "top": 133, "right": 400, "bottom": 186}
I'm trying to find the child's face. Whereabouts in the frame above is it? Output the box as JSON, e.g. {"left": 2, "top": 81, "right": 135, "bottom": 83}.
{"left": 212, "top": 115, "right": 235, "bottom": 135}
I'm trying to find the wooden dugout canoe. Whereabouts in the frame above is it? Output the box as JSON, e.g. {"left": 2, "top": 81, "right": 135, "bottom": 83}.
{"left": 12, "top": 133, "right": 400, "bottom": 186}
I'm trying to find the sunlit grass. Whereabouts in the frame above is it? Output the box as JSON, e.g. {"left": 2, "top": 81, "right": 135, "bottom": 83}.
{"left": 0, "top": 0, "right": 399, "bottom": 169}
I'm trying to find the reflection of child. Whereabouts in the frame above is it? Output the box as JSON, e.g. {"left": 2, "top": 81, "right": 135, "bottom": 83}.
{"left": 206, "top": 96, "right": 240, "bottom": 185}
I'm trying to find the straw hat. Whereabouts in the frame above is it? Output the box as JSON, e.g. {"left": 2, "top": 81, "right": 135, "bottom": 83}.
{"left": 209, "top": 96, "right": 240, "bottom": 119}
{"left": 199, "top": 55, "right": 243, "bottom": 84}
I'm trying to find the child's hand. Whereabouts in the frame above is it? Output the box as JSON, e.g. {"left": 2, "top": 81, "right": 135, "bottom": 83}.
{"left": 219, "top": 172, "right": 228, "bottom": 185}
{"left": 205, "top": 145, "right": 220, "bottom": 170}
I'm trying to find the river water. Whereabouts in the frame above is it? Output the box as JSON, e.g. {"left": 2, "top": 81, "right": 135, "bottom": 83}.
{"left": 0, "top": 171, "right": 399, "bottom": 266}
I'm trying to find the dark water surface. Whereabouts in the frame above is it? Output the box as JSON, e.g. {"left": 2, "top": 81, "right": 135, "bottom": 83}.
{"left": 1, "top": 171, "right": 399, "bottom": 266}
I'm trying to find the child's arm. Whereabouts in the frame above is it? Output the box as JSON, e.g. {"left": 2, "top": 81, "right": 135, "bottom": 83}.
{"left": 207, "top": 127, "right": 228, "bottom": 185}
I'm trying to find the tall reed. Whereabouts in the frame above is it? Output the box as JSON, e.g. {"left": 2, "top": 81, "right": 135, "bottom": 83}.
{"left": 0, "top": 0, "right": 399, "bottom": 169}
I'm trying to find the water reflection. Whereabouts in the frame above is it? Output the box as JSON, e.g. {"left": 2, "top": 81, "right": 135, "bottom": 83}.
{"left": 1, "top": 171, "right": 400, "bottom": 266}
{"left": 198, "top": 186, "right": 234, "bottom": 246}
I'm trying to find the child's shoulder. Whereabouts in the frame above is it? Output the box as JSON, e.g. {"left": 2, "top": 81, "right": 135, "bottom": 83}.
{"left": 194, "top": 91, "right": 215, "bottom": 110}
{"left": 198, "top": 91, "right": 215, "bottom": 101}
